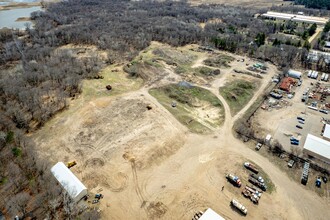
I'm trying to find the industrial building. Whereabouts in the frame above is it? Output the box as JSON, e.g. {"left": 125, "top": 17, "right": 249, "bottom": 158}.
{"left": 287, "top": 69, "right": 302, "bottom": 79}
{"left": 198, "top": 208, "right": 225, "bottom": 220}
{"left": 308, "top": 50, "right": 330, "bottom": 64}
{"left": 279, "top": 77, "right": 296, "bottom": 92}
{"left": 51, "top": 162, "right": 88, "bottom": 202}
{"left": 322, "top": 124, "right": 330, "bottom": 141}
{"left": 262, "top": 11, "right": 329, "bottom": 25}
{"left": 303, "top": 134, "right": 330, "bottom": 165}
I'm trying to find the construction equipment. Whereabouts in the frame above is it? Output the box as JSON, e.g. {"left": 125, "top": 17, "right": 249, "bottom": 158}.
{"left": 67, "top": 161, "right": 77, "bottom": 168}
{"left": 226, "top": 174, "right": 241, "bottom": 187}
{"left": 231, "top": 199, "right": 247, "bottom": 215}
{"left": 244, "top": 162, "right": 259, "bottom": 174}
{"left": 95, "top": 194, "right": 104, "bottom": 200}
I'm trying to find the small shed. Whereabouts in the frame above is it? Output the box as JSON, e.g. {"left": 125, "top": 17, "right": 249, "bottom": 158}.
{"left": 51, "top": 162, "right": 87, "bottom": 202}
{"left": 199, "top": 208, "right": 225, "bottom": 220}
{"left": 287, "top": 69, "right": 302, "bottom": 79}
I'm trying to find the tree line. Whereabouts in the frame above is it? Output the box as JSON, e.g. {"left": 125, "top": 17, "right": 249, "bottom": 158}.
{"left": 294, "top": 0, "right": 330, "bottom": 10}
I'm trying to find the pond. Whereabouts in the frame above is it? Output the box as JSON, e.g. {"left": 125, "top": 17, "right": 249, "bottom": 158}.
{"left": 0, "top": 5, "right": 42, "bottom": 29}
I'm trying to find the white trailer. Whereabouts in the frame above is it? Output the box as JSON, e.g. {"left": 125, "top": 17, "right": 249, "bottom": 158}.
{"left": 307, "top": 70, "right": 312, "bottom": 78}
{"left": 321, "top": 73, "right": 326, "bottom": 81}
{"left": 311, "top": 71, "right": 316, "bottom": 79}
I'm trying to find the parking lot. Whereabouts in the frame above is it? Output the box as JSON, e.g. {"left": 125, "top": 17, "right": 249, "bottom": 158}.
{"left": 273, "top": 113, "right": 324, "bottom": 154}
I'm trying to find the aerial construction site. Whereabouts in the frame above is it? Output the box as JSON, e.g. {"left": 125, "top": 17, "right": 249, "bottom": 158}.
{"left": 1, "top": 0, "right": 330, "bottom": 219}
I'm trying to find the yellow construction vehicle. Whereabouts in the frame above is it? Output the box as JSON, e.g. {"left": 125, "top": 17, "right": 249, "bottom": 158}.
{"left": 67, "top": 161, "right": 77, "bottom": 168}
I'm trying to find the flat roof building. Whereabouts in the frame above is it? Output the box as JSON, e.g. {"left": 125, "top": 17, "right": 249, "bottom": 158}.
{"left": 303, "top": 134, "right": 330, "bottom": 166}
{"left": 51, "top": 162, "right": 88, "bottom": 202}
{"left": 199, "top": 208, "right": 225, "bottom": 220}
{"left": 322, "top": 124, "right": 330, "bottom": 141}
{"left": 262, "top": 11, "right": 329, "bottom": 25}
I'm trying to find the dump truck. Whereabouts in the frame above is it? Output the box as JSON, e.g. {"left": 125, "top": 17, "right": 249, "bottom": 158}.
{"left": 67, "top": 161, "right": 77, "bottom": 168}
{"left": 231, "top": 199, "right": 247, "bottom": 215}
{"left": 244, "top": 162, "right": 259, "bottom": 174}
{"left": 248, "top": 177, "right": 267, "bottom": 191}
{"left": 226, "top": 174, "right": 241, "bottom": 187}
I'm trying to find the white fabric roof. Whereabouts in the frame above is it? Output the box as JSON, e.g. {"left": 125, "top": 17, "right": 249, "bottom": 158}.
{"left": 303, "top": 134, "right": 330, "bottom": 161}
{"left": 323, "top": 124, "right": 330, "bottom": 139}
{"left": 199, "top": 208, "right": 225, "bottom": 220}
{"left": 51, "top": 162, "right": 87, "bottom": 200}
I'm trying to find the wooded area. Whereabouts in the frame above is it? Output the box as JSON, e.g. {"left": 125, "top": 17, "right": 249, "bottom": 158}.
{"left": 294, "top": 0, "right": 330, "bottom": 10}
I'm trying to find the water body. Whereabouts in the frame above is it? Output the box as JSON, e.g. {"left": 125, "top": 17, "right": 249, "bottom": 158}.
{"left": 0, "top": 6, "right": 42, "bottom": 29}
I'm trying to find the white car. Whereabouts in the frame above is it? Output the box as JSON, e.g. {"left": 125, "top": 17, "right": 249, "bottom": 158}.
{"left": 288, "top": 160, "right": 295, "bottom": 168}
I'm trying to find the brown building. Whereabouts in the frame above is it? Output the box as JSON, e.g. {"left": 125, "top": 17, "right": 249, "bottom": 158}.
{"left": 279, "top": 77, "right": 295, "bottom": 92}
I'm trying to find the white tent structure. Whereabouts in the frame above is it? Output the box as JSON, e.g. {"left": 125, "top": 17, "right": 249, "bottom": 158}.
{"left": 51, "top": 162, "right": 87, "bottom": 202}
{"left": 199, "top": 208, "right": 225, "bottom": 220}
{"left": 287, "top": 69, "right": 302, "bottom": 79}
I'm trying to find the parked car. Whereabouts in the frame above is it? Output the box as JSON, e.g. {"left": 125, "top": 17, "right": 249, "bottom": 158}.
{"left": 298, "top": 120, "right": 305, "bottom": 124}
{"left": 255, "top": 143, "right": 262, "bottom": 151}
{"left": 290, "top": 137, "right": 299, "bottom": 142}
{"left": 316, "top": 177, "right": 322, "bottom": 187}
{"left": 288, "top": 160, "right": 295, "bottom": 168}
{"left": 296, "top": 125, "right": 303, "bottom": 129}
{"left": 297, "top": 117, "right": 305, "bottom": 121}
{"left": 322, "top": 176, "right": 328, "bottom": 183}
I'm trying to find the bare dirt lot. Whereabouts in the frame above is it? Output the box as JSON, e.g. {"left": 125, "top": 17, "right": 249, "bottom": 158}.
{"left": 32, "top": 43, "right": 330, "bottom": 219}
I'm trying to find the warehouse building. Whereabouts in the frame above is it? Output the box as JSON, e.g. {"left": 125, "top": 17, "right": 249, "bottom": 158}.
{"left": 262, "top": 11, "right": 329, "bottom": 25}
{"left": 303, "top": 134, "right": 330, "bottom": 165}
{"left": 322, "top": 124, "right": 330, "bottom": 141}
{"left": 51, "top": 162, "right": 88, "bottom": 202}
{"left": 287, "top": 69, "right": 302, "bottom": 79}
